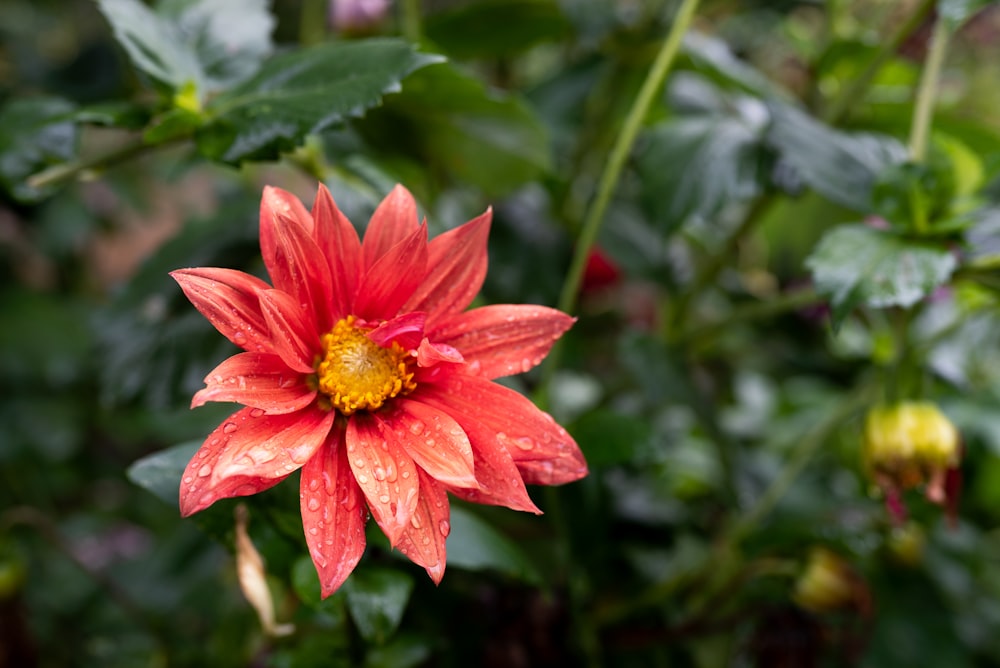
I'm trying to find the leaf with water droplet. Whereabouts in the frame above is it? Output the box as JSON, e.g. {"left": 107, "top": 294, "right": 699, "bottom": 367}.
{"left": 127, "top": 440, "right": 201, "bottom": 506}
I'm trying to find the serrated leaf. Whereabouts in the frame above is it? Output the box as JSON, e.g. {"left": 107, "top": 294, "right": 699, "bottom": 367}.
{"left": 638, "top": 74, "right": 769, "bottom": 232}
{"left": 806, "top": 224, "right": 957, "bottom": 327}
{"left": 343, "top": 567, "right": 414, "bottom": 644}
{"left": 362, "top": 62, "right": 551, "bottom": 195}
{"left": 425, "top": 0, "right": 571, "bottom": 59}
{"left": 96, "top": 0, "right": 202, "bottom": 91}
{"left": 681, "top": 32, "right": 784, "bottom": 99}
{"left": 0, "top": 97, "right": 78, "bottom": 202}
{"left": 446, "top": 505, "right": 541, "bottom": 584}
{"left": 767, "top": 102, "right": 907, "bottom": 212}
{"left": 159, "top": 0, "right": 274, "bottom": 90}
{"left": 127, "top": 440, "right": 200, "bottom": 506}
{"left": 196, "top": 39, "right": 443, "bottom": 164}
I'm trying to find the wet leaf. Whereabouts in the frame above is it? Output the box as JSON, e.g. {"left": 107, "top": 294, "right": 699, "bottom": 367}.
{"left": 196, "top": 39, "right": 442, "bottom": 164}
{"left": 343, "top": 567, "right": 414, "bottom": 644}
{"left": 127, "top": 440, "right": 201, "bottom": 506}
{"left": 806, "top": 224, "right": 957, "bottom": 328}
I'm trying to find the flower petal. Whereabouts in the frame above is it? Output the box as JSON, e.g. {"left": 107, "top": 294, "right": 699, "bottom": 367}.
{"left": 353, "top": 224, "right": 429, "bottom": 320}
{"left": 430, "top": 304, "right": 575, "bottom": 379}
{"left": 311, "top": 184, "right": 361, "bottom": 318}
{"left": 367, "top": 311, "right": 427, "bottom": 351}
{"left": 362, "top": 184, "right": 419, "bottom": 271}
{"left": 300, "top": 428, "right": 368, "bottom": 598}
{"left": 402, "top": 209, "right": 491, "bottom": 325}
{"left": 265, "top": 202, "right": 335, "bottom": 333}
{"left": 260, "top": 186, "right": 313, "bottom": 276}
{"left": 192, "top": 352, "right": 316, "bottom": 414}
{"left": 345, "top": 412, "right": 421, "bottom": 547}
{"left": 258, "top": 289, "right": 320, "bottom": 374}
{"left": 413, "top": 385, "right": 540, "bottom": 513}
{"left": 421, "top": 375, "right": 587, "bottom": 485}
{"left": 377, "top": 399, "right": 477, "bottom": 488}
{"left": 170, "top": 268, "right": 274, "bottom": 354}
{"left": 395, "top": 467, "right": 449, "bottom": 584}
{"left": 179, "top": 406, "right": 334, "bottom": 516}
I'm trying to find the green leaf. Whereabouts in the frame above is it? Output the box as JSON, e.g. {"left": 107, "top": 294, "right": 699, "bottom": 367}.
{"left": 364, "top": 633, "right": 433, "bottom": 668}
{"left": 196, "top": 39, "right": 443, "bottom": 164}
{"left": 446, "top": 505, "right": 542, "bottom": 584}
{"left": 766, "top": 102, "right": 907, "bottom": 212}
{"left": 0, "top": 97, "right": 78, "bottom": 202}
{"left": 424, "top": 0, "right": 571, "bottom": 59}
{"left": 638, "top": 74, "right": 769, "bottom": 232}
{"left": 96, "top": 0, "right": 202, "bottom": 91}
{"left": 343, "top": 567, "right": 414, "bottom": 644}
{"left": 74, "top": 101, "right": 151, "bottom": 129}
{"left": 158, "top": 0, "right": 275, "bottom": 90}
{"left": 360, "top": 62, "right": 552, "bottom": 195}
{"left": 126, "top": 440, "right": 200, "bottom": 506}
{"left": 806, "top": 224, "right": 957, "bottom": 327}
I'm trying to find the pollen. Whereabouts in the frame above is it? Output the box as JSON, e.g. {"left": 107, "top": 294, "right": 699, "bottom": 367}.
{"left": 316, "top": 316, "right": 417, "bottom": 415}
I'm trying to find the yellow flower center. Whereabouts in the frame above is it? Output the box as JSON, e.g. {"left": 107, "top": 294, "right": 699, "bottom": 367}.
{"left": 315, "top": 316, "right": 416, "bottom": 415}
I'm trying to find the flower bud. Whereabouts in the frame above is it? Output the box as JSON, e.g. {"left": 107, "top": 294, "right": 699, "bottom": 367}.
{"left": 792, "top": 547, "right": 865, "bottom": 614}
{"left": 862, "top": 402, "right": 961, "bottom": 518}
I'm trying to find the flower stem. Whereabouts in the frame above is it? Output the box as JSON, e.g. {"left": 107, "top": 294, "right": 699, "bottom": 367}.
{"left": 555, "top": 0, "right": 702, "bottom": 319}
{"left": 400, "top": 0, "right": 422, "bottom": 43}
{"left": 823, "top": 0, "right": 936, "bottom": 125}
{"left": 909, "top": 12, "right": 952, "bottom": 163}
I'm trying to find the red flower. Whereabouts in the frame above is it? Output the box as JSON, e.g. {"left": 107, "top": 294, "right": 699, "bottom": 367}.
{"left": 171, "top": 184, "right": 587, "bottom": 596}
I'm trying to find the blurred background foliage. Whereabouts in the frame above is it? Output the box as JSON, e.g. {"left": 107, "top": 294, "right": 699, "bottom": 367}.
{"left": 4, "top": 0, "right": 1000, "bottom": 666}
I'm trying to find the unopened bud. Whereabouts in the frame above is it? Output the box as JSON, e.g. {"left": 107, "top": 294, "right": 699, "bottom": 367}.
{"left": 792, "top": 547, "right": 860, "bottom": 613}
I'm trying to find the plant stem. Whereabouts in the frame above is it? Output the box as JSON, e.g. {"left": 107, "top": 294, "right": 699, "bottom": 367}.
{"left": 399, "top": 0, "right": 422, "bottom": 43}
{"left": 28, "top": 137, "right": 183, "bottom": 191}
{"left": 909, "top": 12, "right": 952, "bottom": 163}
{"left": 823, "top": 0, "right": 936, "bottom": 125}
{"left": 667, "top": 192, "right": 777, "bottom": 335}
{"left": 555, "top": 0, "right": 702, "bottom": 320}
{"left": 727, "top": 381, "right": 876, "bottom": 543}
{"left": 299, "top": 0, "right": 328, "bottom": 45}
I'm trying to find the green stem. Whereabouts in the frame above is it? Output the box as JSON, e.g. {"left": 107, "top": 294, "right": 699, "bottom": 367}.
{"left": 727, "top": 381, "right": 877, "bottom": 543}
{"left": 299, "top": 0, "right": 328, "bottom": 45}
{"left": 823, "top": 0, "right": 936, "bottom": 125}
{"left": 27, "top": 137, "right": 183, "bottom": 191}
{"left": 555, "top": 0, "right": 702, "bottom": 319}
{"left": 399, "top": 0, "right": 422, "bottom": 43}
{"left": 667, "top": 192, "right": 777, "bottom": 336}
{"left": 909, "top": 12, "right": 952, "bottom": 163}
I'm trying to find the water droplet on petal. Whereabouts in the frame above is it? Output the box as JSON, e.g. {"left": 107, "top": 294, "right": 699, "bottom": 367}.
{"left": 249, "top": 408, "right": 264, "bottom": 418}
{"left": 410, "top": 514, "right": 422, "bottom": 529}
{"left": 355, "top": 458, "right": 365, "bottom": 467}
{"left": 223, "top": 422, "right": 238, "bottom": 434}
{"left": 374, "top": 467, "right": 387, "bottom": 481}
{"left": 513, "top": 436, "right": 535, "bottom": 451}
{"left": 401, "top": 470, "right": 410, "bottom": 479}
{"left": 438, "top": 520, "right": 451, "bottom": 537}
{"left": 233, "top": 332, "right": 248, "bottom": 346}
{"left": 197, "top": 464, "right": 212, "bottom": 478}
{"left": 183, "top": 476, "right": 193, "bottom": 484}
{"left": 308, "top": 526, "right": 318, "bottom": 536}
{"left": 379, "top": 494, "right": 391, "bottom": 504}
{"left": 357, "top": 474, "right": 369, "bottom": 484}
{"left": 408, "top": 420, "right": 425, "bottom": 435}
{"left": 308, "top": 477, "right": 320, "bottom": 492}
{"left": 307, "top": 497, "right": 321, "bottom": 512}
{"left": 422, "top": 535, "right": 430, "bottom": 546}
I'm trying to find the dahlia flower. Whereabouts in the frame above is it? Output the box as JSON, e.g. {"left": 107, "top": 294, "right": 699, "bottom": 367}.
{"left": 171, "top": 184, "right": 587, "bottom": 596}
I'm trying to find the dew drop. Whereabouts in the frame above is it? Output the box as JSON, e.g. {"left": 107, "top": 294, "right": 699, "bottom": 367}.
{"left": 425, "top": 438, "right": 436, "bottom": 447}
{"left": 197, "top": 464, "right": 212, "bottom": 478}
{"left": 379, "top": 494, "right": 391, "bottom": 504}
{"left": 233, "top": 331, "right": 248, "bottom": 346}
{"left": 308, "top": 477, "right": 321, "bottom": 492}
{"left": 401, "top": 470, "right": 411, "bottom": 479}
{"left": 222, "top": 422, "right": 238, "bottom": 434}
{"left": 183, "top": 476, "right": 193, "bottom": 484}
{"left": 422, "top": 535, "right": 431, "bottom": 546}
{"left": 410, "top": 514, "right": 422, "bottom": 529}
{"left": 355, "top": 458, "right": 365, "bottom": 467}
{"left": 408, "top": 420, "right": 425, "bottom": 435}
{"left": 513, "top": 436, "right": 535, "bottom": 451}
{"left": 307, "top": 497, "right": 321, "bottom": 512}
{"left": 249, "top": 408, "right": 264, "bottom": 418}
{"left": 374, "top": 466, "right": 387, "bottom": 481}
{"left": 308, "top": 526, "right": 318, "bottom": 536}
{"left": 438, "top": 520, "right": 451, "bottom": 537}
{"left": 357, "top": 474, "right": 369, "bottom": 484}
